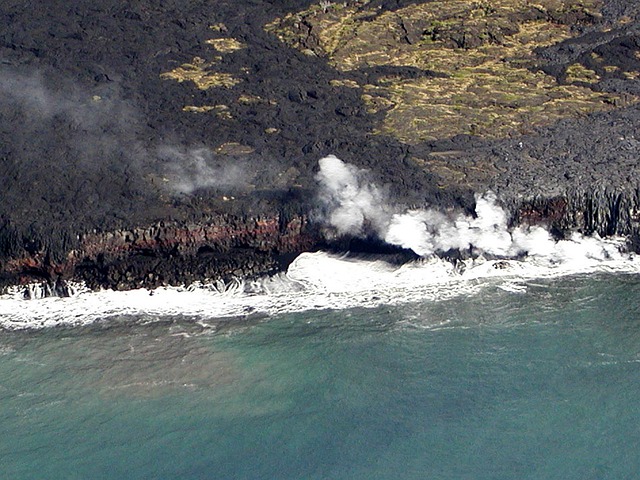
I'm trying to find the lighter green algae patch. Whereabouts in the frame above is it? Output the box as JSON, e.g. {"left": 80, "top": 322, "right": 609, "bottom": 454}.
{"left": 266, "top": 0, "right": 634, "bottom": 142}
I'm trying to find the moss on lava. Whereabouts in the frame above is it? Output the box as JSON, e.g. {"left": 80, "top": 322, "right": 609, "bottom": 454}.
{"left": 160, "top": 56, "right": 241, "bottom": 89}
{"left": 265, "top": 0, "right": 635, "bottom": 143}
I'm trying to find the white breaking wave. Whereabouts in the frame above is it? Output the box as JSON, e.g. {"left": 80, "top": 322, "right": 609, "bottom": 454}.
{"left": 0, "top": 237, "right": 638, "bottom": 330}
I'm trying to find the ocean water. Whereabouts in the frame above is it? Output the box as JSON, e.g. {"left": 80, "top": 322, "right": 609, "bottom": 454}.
{"left": 2, "top": 267, "right": 640, "bottom": 479}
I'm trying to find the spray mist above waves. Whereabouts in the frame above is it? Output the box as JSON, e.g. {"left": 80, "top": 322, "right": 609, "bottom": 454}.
{"left": 315, "top": 155, "right": 621, "bottom": 262}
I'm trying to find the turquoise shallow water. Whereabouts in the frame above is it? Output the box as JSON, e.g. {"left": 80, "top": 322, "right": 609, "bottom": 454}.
{"left": 2, "top": 274, "right": 640, "bottom": 479}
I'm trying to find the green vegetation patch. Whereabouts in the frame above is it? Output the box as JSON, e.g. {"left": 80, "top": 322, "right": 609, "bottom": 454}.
{"left": 565, "top": 63, "right": 600, "bottom": 84}
{"left": 266, "top": 0, "right": 633, "bottom": 143}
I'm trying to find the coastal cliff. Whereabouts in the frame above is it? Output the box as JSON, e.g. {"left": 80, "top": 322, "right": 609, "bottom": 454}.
{"left": 1, "top": 214, "right": 315, "bottom": 292}
{"left": 2, "top": 0, "right": 640, "bottom": 291}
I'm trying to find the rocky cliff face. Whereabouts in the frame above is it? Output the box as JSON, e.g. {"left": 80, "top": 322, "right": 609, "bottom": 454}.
{"left": 2, "top": 0, "right": 640, "bottom": 292}
{"left": 513, "top": 188, "right": 640, "bottom": 241}
{"left": 1, "top": 214, "right": 316, "bottom": 291}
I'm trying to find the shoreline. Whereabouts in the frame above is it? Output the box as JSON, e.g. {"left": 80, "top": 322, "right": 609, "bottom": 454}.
{"left": 3, "top": 186, "right": 640, "bottom": 292}
{"left": 2, "top": 235, "right": 639, "bottom": 331}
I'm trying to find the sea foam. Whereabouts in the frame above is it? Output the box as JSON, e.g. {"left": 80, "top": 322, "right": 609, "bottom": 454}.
{"left": 1, "top": 239, "right": 638, "bottom": 331}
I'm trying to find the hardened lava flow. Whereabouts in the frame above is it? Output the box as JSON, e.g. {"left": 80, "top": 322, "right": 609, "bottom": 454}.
{"left": 2, "top": 0, "right": 640, "bottom": 292}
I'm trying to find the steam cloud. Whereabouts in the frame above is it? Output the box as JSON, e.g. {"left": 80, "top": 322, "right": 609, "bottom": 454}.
{"left": 316, "top": 155, "right": 613, "bottom": 260}
{"left": 157, "top": 146, "right": 248, "bottom": 194}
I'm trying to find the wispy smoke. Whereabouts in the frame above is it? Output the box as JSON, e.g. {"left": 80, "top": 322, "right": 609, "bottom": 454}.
{"left": 158, "top": 146, "right": 249, "bottom": 194}
{"left": 0, "top": 70, "right": 54, "bottom": 114}
{"left": 0, "top": 68, "right": 146, "bottom": 170}
{"left": 0, "top": 68, "right": 254, "bottom": 200}
{"left": 0, "top": 67, "right": 160, "bottom": 227}
{"left": 316, "top": 155, "right": 573, "bottom": 258}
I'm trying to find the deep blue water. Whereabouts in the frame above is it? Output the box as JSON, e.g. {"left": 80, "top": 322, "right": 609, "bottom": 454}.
{"left": 2, "top": 274, "right": 640, "bottom": 479}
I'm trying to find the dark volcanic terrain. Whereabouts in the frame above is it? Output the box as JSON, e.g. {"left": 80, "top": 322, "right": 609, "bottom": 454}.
{"left": 2, "top": 0, "right": 640, "bottom": 291}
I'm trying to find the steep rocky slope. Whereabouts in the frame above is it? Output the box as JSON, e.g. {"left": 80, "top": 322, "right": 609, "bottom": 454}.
{"left": 2, "top": 0, "right": 640, "bottom": 290}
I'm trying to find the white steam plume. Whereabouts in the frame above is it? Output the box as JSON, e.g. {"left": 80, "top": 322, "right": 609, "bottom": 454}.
{"left": 315, "top": 155, "right": 390, "bottom": 235}
{"left": 316, "top": 155, "right": 618, "bottom": 261}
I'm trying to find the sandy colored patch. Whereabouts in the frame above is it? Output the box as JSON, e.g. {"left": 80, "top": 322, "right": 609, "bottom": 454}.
{"left": 215, "top": 142, "right": 255, "bottom": 155}
{"left": 206, "top": 38, "right": 246, "bottom": 53}
{"left": 182, "top": 105, "right": 217, "bottom": 113}
{"left": 161, "top": 57, "right": 241, "bottom": 90}
{"left": 329, "top": 78, "right": 360, "bottom": 88}
{"left": 182, "top": 105, "right": 234, "bottom": 119}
